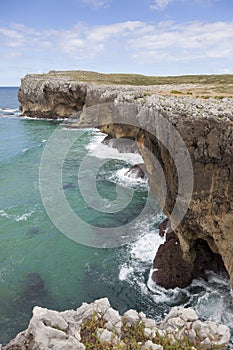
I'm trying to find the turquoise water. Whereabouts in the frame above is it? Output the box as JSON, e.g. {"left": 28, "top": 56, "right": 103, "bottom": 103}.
{"left": 1, "top": 88, "right": 233, "bottom": 346}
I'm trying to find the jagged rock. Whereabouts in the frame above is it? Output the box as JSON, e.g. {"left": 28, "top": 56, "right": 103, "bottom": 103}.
{"left": 159, "top": 306, "right": 230, "bottom": 349}
{"left": 97, "top": 328, "right": 118, "bottom": 343}
{"left": 102, "top": 135, "right": 139, "bottom": 153}
{"left": 4, "top": 298, "right": 230, "bottom": 349}
{"left": 158, "top": 218, "right": 169, "bottom": 237}
{"left": 123, "top": 309, "right": 140, "bottom": 325}
{"left": 125, "top": 163, "right": 148, "bottom": 180}
{"left": 152, "top": 238, "right": 194, "bottom": 288}
{"left": 104, "top": 307, "right": 122, "bottom": 334}
{"left": 142, "top": 340, "right": 163, "bottom": 350}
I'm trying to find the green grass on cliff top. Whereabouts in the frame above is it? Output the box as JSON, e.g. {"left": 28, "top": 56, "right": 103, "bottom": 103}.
{"left": 33, "top": 70, "right": 233, "bottom": 86}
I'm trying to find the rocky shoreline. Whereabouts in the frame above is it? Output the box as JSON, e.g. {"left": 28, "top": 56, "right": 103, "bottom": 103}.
{"left": 16, "top": 72, "right": 233, "bottom": 347}
{"left": 3, "top": 298, "right": 230, "bottom": 349}
{"left": 18, "top": 72, "right": 233, "bottom": 292}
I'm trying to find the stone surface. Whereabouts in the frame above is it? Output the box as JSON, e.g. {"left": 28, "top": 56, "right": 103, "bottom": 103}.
{"left": 3, "top": 298, "right": 230, "bottom": 349}
{"left": 142, "top": 340, "right": 163, "bottom": 350}
{"left": 125, "top": 163, "right": 148, "bottom": 180}
{"left": 18, "top": 73, "right": 233, "bottom": 291}
{"left": 123, "top": 309, "right": 140, "bottom": 325}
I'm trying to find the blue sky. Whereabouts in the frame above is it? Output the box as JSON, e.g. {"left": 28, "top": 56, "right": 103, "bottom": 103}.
{"left": 0, "top": 0, "right": 233, "bottom": 85}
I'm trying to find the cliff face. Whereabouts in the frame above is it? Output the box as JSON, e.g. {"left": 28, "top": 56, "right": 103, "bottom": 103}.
{"left": 19, "top": 74, "right": 233, "bottom": 290}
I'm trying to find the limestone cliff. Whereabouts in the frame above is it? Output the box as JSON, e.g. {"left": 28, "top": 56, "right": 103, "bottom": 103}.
{"left": 18, "top": 73, "right": 233, "bottom": 290}
{"left": 3, "top": 298, "right": 230, "bottom": 349}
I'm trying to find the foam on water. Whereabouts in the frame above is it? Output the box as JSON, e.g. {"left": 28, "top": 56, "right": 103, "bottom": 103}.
{"left": 119, "top": 225, "right": 233, "bottom": 340}
{"left": 15, "top": 211, "right": 34, "bottom": 222}
{"left": 112, "top": 167, "right": 148, "bottom": 188}
{"left": 118, "top": 214, "right": 165, "bottom": 282}
{"left": 0, "top": 209, "right": 34, "bottom": 222}
{"left": 87, "top": 130, "right": 143, "bottom": 164}
{"left": 0, "top": 108, "right": 18, "bottom": 113}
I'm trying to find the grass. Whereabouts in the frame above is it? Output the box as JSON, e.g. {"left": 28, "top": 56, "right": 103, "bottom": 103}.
{"left": 31, "top": 70, "right": 233, "bottom": 87}
{"left": 28, "top": 70, "right": 233, "bottom": 97}
{"left": 79, "top": 313, "right": 226, "bottom": 350}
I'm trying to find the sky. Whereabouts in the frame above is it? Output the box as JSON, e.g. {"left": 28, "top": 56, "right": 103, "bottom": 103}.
{"left": 0, "top": 0, "right": 233, "bottom": 85}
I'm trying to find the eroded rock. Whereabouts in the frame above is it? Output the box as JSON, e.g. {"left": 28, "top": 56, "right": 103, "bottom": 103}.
{"left": 4, "top": 298, "right": 230, "bottom": 349}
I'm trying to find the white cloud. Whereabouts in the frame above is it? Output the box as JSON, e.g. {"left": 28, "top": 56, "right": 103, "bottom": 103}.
{"left": 0, "top": 19, "right": 233, "bottom": 79}
{"left": 150, "top": 0, "right": 172, "bottom": 10}
{"left": 0, "top": 52, "right": 21, "bottom": 59}
{"left": 150, "top": 0, "right": 221, "bottom": 11}
{"left": 81, "top": 0, "right": 111, "bottom": 9}
{"left": 128, "top": 20, "right": 233, "bottom": 62}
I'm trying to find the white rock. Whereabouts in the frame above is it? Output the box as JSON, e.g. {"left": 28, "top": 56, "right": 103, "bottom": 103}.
{"left": 142, "top": 340, "right": 163, "bottom": 350}
{"left": 192, "top": 320, "right": 203, "bottom": 332}
{"left": 48, "top": 337, "right": 85, "bottom": 350}
{"left": 105, "top": 320, "right": 122, "bottom": 335}
{"left": 162, "top": 306, "right": 198, "bottom": 325}
{"left": 144, "top": 318, "right": 157, "bottom": 328}
{"left": 204, "top": 321, "right": 218, "bottom": 335}
{"left": 216, "top": 324, "right": 231, "bottom": 346}
{"left": 166, "top": 316, "right": 185, "bottom": 330}
{"left": 93, "top": 297, "right": 111, "bottom": 314}
{"left": 104, "top": 307, "right": 121, "bottom": 325}
{"left": 139, "top": 311, "right": 147, "bottom": 321}
{"left": 97, "top": 328, "right": 117, "bottom": 344}
{"left": 123, "top": 309, "right": 139, "bottom": 325}
{"left": 76, "top": 303, "right": 94, "bottom": 321}
{"left": 144, "top": 327, "right": 153, "bottom": 338}
{"left": 200, "top": 337, "right": 212, "bottom": 349}
{"left": 33, "top": 306, "right": 68, "bottom": 331}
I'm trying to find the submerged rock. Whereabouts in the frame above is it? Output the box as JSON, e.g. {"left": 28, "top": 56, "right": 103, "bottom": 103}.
{"left": 4, "top": 297, "right": 230, "bottom": 349}
{"left": 26, "top": 226, "right": 40, "bottom": 238}
{"left": 16, "top": 273, "right": 48, "bottom": 312}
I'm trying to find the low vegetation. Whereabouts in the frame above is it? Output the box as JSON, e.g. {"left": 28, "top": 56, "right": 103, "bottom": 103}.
{"left": 80, "top": 313, "right": 226, "bottom": 350}
{"left": 35, "top": 70, "right": 233, "bottom": 86}
{"left": 32, "top": 70, "right": 233, "bottom": 98}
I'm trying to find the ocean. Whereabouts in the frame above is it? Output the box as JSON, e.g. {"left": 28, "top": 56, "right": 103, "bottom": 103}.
{"left": 0, "top": 87, "right": 233, "bottom": 346}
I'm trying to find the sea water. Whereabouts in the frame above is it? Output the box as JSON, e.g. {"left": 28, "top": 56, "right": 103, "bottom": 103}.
{"left": 0, "top": 87, "right": 233, "bottom": 346}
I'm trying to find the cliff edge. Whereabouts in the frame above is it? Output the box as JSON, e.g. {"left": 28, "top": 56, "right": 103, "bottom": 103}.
{"left": 18, "top": 72, "right": 233, "bottom": 291}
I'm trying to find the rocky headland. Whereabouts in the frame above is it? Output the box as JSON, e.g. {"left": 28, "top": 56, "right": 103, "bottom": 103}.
{"left": 3, "top": 298, "right": 230, "bottom": 349}
{"left": 18, "top": 72, "right": 233, "bottom": 291}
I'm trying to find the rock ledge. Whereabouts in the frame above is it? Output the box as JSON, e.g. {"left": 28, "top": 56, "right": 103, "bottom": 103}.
{"left": 3, "top": 298, "right": 230, "bottom": 349}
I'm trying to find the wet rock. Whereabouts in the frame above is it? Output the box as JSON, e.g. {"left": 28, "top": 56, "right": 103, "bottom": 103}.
{"left": 153, "top": 220, "right": 228, "bottom": 289}
{"left": 158, "top": 218, "right": 168, "bottom": 237}
{"left": 152, "top": 239, "right": 193, "bottom": 289}
{"left": 125, "top": 163, "right": 148, "bottom": 180}
{"left": 102, "top": 135, "right": 139, "bottom": 153}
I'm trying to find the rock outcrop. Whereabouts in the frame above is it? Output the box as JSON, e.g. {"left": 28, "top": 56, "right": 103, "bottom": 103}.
{"left": 18, "top": 73, "right": 233, "bottom": 291}
{"left": 3, "top": 297, "right": 230, "bottom": 349}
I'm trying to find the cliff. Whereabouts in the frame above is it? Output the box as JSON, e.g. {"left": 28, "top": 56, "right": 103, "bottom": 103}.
{"left": 18, "top": 73, "right": 233, "bottom": 290}
{"left": 3, "top": 297, "right": 230, "bottom": 349}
